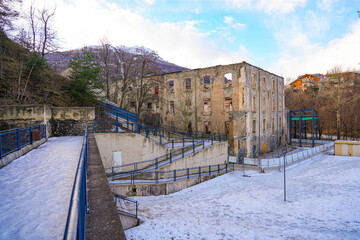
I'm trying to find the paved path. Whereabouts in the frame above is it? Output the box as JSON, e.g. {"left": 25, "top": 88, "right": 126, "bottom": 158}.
{"left": 86, "top": 133, "right": 126, "bottom": 240}
{"left": 0, "top": 137, "right": 83, "bottom": 240}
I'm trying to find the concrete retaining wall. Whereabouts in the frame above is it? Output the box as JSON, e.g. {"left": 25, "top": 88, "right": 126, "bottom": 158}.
{"left": 94, "top": 133, "right": 170, "bottom": 174}
{"left": 159, "top": 142, "right": 228, "bottom": 171}
{"left": 0, "top": 105, "right": 95, "bottom": 137}
{"left": 111, "top": 174, "right": 220, "bottom": 197}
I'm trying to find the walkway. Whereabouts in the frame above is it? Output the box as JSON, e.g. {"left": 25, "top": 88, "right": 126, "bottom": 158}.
{"left": 86, "top": 133, "right": 126, "bottom": 240}
{"left": 0, "top": 137, "right": 83, "bottom": 240}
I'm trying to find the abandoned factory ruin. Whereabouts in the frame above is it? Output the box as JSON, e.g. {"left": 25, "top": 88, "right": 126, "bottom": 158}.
{"left": 111, "top": 61, "right": 287, "bottom": 157}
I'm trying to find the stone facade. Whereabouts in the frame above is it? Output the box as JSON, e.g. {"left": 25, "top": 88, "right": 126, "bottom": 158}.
{"left": 146, "top": 62, "right": 287, "bottom": 157}
{"left": 109, "top": 61, "right": 287, "bottom": 157}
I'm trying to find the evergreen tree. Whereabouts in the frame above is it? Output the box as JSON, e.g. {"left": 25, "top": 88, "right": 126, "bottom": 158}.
{"left": 67, "top": 47, "right": 103, "bottom": 105}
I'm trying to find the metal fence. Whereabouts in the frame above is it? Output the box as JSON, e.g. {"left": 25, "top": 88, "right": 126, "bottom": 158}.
{"left": 112, "top": 163, "right": 234, "bottom": 185}
{"left": 111, "top": 134, "right": 227, "bottom": 178}
{"left": 0, "top": 124, "right": 46, "bottom": 159}
{"left": 114, "top": 194, "right": 138, "bottom": 218}
{"left": 94, "top": 120, "right": 227, "bottom": 149}
{"left": 63, "top": 126, "right": 89, "bottom": 240}
{"left": 243, "top": 139, "right": 334, "bottom": 169}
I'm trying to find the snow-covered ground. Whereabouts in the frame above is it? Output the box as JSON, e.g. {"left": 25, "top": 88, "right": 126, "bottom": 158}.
{"left": 126, "top": 152, "right": 360, "bottom": 240}
{"left": 0, "top": 137, "right": 83, "bottom": 240}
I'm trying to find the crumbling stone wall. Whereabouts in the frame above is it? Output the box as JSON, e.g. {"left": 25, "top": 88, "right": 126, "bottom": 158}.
{"left": 0, "top": 105, "right": 95, "bottom": 137}
{"left": 50, "top": 107, "right": 95, "bottom": 136}
{"left": 152, "top": 61, "right": 287, "bottom": 157}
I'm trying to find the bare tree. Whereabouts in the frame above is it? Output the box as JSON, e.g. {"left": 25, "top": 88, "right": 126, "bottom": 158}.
{"left": 22, "top": 2, "right": 57, "bottom": 56}
{"left": 39, "top": 6, "right": 56, "bottom": 58}
{"left": 99, "top": 37, "right": 111, "bottom": 99}
{"left": 133, "top": 47, "right": 160, "bottom": 113}
{"left": 321, "top": 66, "right": 360, "bottom": 140}
{"left": 112, "top": 46, "right": 137, "bottom": 107}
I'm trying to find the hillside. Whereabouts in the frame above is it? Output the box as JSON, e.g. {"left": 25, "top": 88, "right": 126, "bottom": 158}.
{"left": 46, "top": 46, "right": 188, "bottom": 75}
{"left": 0, "top": 31, "right": 74, "bottom": 107}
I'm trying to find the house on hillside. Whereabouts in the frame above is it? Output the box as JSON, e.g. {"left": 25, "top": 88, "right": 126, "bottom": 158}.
{"left": 132, "top": 62, "right": 288, "bottom": 157}
{"left": 289, "top": 73, "right": 322, "bottom": 91}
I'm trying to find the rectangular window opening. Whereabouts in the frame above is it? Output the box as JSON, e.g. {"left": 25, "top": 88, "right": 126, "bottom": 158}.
{"left": 203, "top": 99, "right": 211, "bottom": 113}
{"left": 185, "top": 78, "right": 191, "bottom": 89}
{"left": 169, "top": 101, "right": 175, "bottom": 114}
{"left": 224, "top": 73, "right": 232, "bottom": 84}
{"left": 224, "top": 98, "right": 233, "bottom": 112}
{"left": 251, "top": 73, "right": 256, "bottom": 88}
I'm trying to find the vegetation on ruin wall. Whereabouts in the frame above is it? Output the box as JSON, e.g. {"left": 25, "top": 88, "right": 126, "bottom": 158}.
{"left": 285, "top": 67, "right": 360, "bottom": 140}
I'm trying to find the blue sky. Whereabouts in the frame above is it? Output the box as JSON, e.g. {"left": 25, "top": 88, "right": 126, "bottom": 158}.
{"left": 17, "top": 0, "right": 360, "bottom": 81}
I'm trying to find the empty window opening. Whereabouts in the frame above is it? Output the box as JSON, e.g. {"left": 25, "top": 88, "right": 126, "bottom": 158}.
{"left": 251, "top": 73, "right": 256, "bottom": 88}
{"left": 252, "top": 120, "right": 256, "bottom": 133}
{"left": 130, "top": 101, "right": 136, "bottom": 108}
{"left": 252, "top": 97, "right": 256, "bottom": 111}
{"left": 224, "top": 98, "right": 233, "bottom": 112}
{"left": 224, "top": 73, "right": 232, "bottom": 83}
{"left": 272, "top": 98, "right": 275, "bottom": 111}
{"left": 185, "top": 78, "right": 191, "bottom": 89}
{"left": 262, "top": 97, "right": 266, "bottom": 111}
{"left": 169, "top": 101, "right": 175, "bottom": 114}
{"left": 203, "top": 99, "right": 211, "bottom": 113}
{"left": 204, "top": 75, "right": 210, "bottom": 84}
{"left": 147, "top": 102, "right": 152, "bottom": 109}
{"left": 272, "top": 79, "right": 275, "bottom": 92}
{"left": 168, "top": 80, "right": 174, "bottom": 88}
{"left": 262, "top": 77, "right": 266, "bottom": 90}
{"left": 204, "top": 75, "right": 210, "bottom": 90}
{"left": 279, "top": 117, "right": 282, "bottom": 128}
{"left": 263, "top": 119, "right": 265, "bottom": 132}
{"left": 154, "top": 83, "right": 159, "bottom": 94}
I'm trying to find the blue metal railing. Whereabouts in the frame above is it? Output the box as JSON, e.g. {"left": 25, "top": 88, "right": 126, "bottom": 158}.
{"left": 63, "top": 126, "right": 89, "bottom": 240}
{"left": 114, "top": 194, "right": 138, "bottom": 218}
{"left": 111, "top": 163, "right": 234, "bottom": 185}
{"left": 99, "top": 102, "right": 220, "bottom": 139}
{"left": 111, "top": 133, "right": 228, "bottom": 178}
{"left": 100, "top": 102, "right": 138, "bottom": 123}
{"left": 94, "top": 120, "right": 227, "bottom": 149}
{"left": 0, "top": 124, "right": 46, "bottom": 159}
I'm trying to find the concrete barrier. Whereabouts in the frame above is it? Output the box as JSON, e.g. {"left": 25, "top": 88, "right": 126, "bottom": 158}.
{"left": 0, "top": 138, "right": 47, "bottom": 168}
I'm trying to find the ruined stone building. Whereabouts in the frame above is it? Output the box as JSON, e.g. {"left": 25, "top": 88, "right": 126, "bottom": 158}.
{"left": 111, "top": 61, "right": 287, "bottom": 157}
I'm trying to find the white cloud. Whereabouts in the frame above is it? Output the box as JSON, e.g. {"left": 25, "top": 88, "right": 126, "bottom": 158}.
{"left": 275, "top": 20, "right": 360, "bottom": 80}
{"left": 224, "top": 16, "right": 234, "bottom": 24}
{"left": 304, "top": 10, "right": 330, "bottom": 36}
{"left": 224, "top": 16, "right": 246, "bottom": 29}
{"left": 316, "top": 0, "right": 338, "bottom": 11}
{"left": 143, "top": 0, "right": 156, "bottom": 5}
{"left": 226, "top": 0, "right": 307, "bottom": 14}
{"left": 16, "top": 0, "right": 249, "bottom": 69}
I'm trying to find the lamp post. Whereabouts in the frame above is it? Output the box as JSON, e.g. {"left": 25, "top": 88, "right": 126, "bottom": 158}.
{"left": 282, "top": 144, "right": 288, "bottom": 201}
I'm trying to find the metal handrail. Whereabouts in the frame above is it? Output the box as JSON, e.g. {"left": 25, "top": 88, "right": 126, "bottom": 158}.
{"left": 114, "top": 194, "right": 138, "bottom": 218}
{"left": 111, "top": 133, "right": 227, "bottom": 177}
{"left": 111, "top": 162, "right": 234, "bottom": 185}
{"left": 63, "top": 126, "right": 88, "bottom": 240}
{"left": 0, "top": 124, "right": 46, "bottom": 159}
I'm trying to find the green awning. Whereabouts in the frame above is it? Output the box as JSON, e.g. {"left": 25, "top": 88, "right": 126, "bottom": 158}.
{"left": 291, "top": 116, "right": 318, "bottom": 121}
